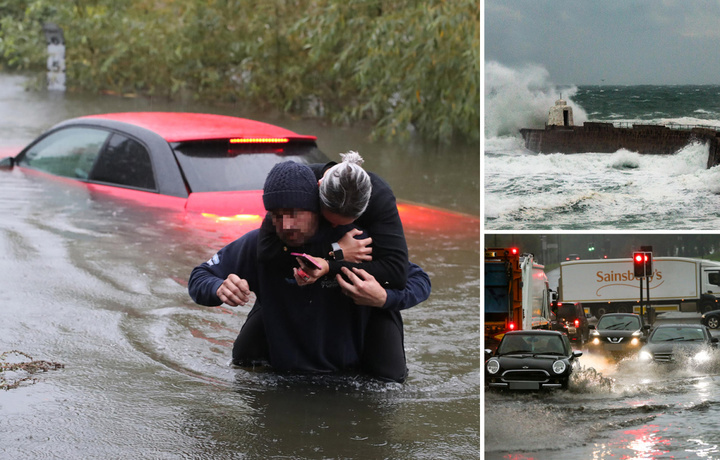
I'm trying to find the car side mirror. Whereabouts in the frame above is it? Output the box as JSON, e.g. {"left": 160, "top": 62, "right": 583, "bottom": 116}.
{"left": 484, "top": 349, "right": 493, "bottom": 359}
{"left": 712, "top": 338, "right": 719, "bottom": 344}
{"left": 0, "top": 156, "right": 14, "bottom": 170}
{"left": 572, "top": 350, "right": 583, "bottom": 358}
{"left": 589, "top": 325, "right": 596, "bottom": 330}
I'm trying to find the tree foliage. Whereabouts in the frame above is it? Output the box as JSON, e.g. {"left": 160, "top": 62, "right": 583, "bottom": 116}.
{"left": 0, "top": 0, "right": 479, "bottom": 143}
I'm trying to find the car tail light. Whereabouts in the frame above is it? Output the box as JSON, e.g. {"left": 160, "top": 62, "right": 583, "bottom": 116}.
{"left": 574, "top": 319, "right": 580, "bottom": 327}
{"left": 508, "top": 322, "right": 516, "bottom": 331}
{"left": 230, "top": 138, "right": 289, "bottom": 143}
{"left": 510, "top": 247, "right": 519, "bottom": 255}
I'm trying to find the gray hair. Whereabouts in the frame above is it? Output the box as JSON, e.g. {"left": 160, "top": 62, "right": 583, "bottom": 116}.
{"left": 319, "top": 151, "right": 372, "bottom": 218}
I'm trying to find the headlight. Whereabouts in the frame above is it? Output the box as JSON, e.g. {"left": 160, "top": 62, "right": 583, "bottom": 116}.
{"left": 487, "top": 359, "right": 500, "bottom": 374}
{"left": 638, "top": 351, "right": 653, "bottom": 362}
{"left": 592, "top": 338, "right": 600, "bottom": 345}
{"left": 552, "top": 360, "right": 567, "bottom": 374}
{"left": 693, "top": 350, "right": 711, "bottom": 364}
{"left": 590, "top": 330, "right": 600, "bottom": 337}
{"left": 630, "top": 338, "right": 640, "bottom": 346}
{"left": 632, "top": 330, "right": 642, "bottom": 337}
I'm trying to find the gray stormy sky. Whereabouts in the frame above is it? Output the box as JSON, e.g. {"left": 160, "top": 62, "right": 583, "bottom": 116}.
{"left": 484, "top": 0, "right": 720, "bottom": 85}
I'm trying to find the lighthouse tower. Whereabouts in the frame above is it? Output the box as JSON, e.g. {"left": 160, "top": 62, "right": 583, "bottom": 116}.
{"left": 548, "top": 97, "right": 574, "bottom": 127}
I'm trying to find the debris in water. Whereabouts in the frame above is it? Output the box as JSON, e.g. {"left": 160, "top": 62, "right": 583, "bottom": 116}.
{"left": 0, "top": 350, "right": 64, "bottom": 390}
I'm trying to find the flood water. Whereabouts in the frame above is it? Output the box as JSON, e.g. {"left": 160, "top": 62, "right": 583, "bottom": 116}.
{"left": 0, "top": 74, "right": 480, "bottom": 459}
{"left": 485, "top": 345, "right": 720, "bottom": 459}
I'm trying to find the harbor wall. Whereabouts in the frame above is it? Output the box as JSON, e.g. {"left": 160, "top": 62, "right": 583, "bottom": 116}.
{"left": 519, "top": 122, "right": 720, "bottom": 168}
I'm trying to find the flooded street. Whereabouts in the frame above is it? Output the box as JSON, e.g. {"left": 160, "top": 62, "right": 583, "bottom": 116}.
{"left": 0, "top": 74, "right": 480, "bottom": 459}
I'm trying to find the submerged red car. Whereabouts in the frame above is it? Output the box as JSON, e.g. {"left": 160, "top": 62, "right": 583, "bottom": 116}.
{"left": 0, "top": 112, "right": 325, "bottom": 216}
{"left": 0, "top": 112, "right": 478, "bottom": 237}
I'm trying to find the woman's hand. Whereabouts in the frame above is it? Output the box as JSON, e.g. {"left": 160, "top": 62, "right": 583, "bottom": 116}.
{"left": 336, "top": 228, "right": 372, "bottom": 263}
{"left": 336, "top": 267, "right": 387, "bottom": 307}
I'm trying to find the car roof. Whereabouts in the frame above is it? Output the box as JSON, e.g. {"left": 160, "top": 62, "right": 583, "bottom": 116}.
{"left": 653, "top": 323, "right": 703, "bottom": 328}
{"left": 601, "top": 313, "right": 640, "bottom": 317}
{"left": 78, "top": 112, "right": 317, "bottom": 143}
{"left": 504, "top": 330, "right": 563, "bottom": 336}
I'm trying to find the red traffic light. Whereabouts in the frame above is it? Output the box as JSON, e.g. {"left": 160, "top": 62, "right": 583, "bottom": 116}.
{"left": 633, "top": 251, "right": 652, "bottom": 277}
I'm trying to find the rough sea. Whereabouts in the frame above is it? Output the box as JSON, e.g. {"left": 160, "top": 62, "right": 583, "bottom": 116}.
{"left": 483, "top": 62, "right": 720, "bottom": 230}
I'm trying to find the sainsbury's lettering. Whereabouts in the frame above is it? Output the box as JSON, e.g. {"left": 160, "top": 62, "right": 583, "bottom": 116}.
{"left": 596, "top": 269, "right": 662, "bottom": 283}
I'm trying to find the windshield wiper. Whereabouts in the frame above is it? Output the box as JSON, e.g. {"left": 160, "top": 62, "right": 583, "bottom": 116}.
{"left": 604, "top": 322, "right": 633, "bottom": 330}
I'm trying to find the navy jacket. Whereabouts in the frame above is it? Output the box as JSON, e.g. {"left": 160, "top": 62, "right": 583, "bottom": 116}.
{"left": 189, "top": 227, "right": 429, "bottom": 373}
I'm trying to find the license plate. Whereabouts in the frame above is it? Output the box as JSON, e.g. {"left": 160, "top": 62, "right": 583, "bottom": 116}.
{"left": 567, "top": 326, "right": 577, "bottom": 334}
{"left": 509, "top": 381, "right": 540, "bottom": 390}
{"left": 605, "top": 343, "right": 625, "bottom": 351}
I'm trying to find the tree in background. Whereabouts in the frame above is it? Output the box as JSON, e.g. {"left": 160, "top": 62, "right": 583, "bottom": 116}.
{"left": 0, "top": 0, "right": 479, "bottom": 144}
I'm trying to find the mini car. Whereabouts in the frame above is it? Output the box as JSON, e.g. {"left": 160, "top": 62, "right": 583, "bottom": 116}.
{"left": 638, "top": 324, "right": 719, "bottom": 366}
{"left": 485, "top": 330, "right": 582, "bottom": 390}
{"left": 587, "top": 313, "right": 650, "bottom": 358}
{"left": 0, "top": 112, "right": 326, "bottom": 219}
{"left": 550, "top": 301, "right": 589, "bottom": 347}
{"left": 701, "top": 309, "right": 720, "bottom": 329}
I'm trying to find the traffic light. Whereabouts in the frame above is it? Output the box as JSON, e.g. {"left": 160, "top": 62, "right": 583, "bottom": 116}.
{"left": 633, "top": 252, "right": 652, "bottom": 278}
{"left": 633, "top": 252, "right": 647, "bottom": 277}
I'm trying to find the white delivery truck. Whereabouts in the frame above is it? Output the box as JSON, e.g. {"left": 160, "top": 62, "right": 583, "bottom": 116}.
{"left": 559, "top": 257, "right": 720, "bottom": 318}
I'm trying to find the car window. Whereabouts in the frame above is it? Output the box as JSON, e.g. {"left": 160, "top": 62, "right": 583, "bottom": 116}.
{"left": 172, "top": 140, "right": 329, "bottom": 192}
{"left": 650, "top": 327, "right": 705, "bottom": 342}
{"left": 90, "top": 133, "right": 156, "bottom": 191}
{"left": 597, "top": 315, "right": 641, "bottom": 331}
{"left": 498, "top": 335, "right": 565, "bottom": 354}
{"left": 19, "top": 127, "right": 110, "bottom": 179}
{"left": 557, "top": 305, "right": 578, "bottom": 319}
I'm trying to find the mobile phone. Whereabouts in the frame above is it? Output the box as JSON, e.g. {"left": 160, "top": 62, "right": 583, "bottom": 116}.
{"left": 290, "top": 252, "right": 322, "bottom": 270}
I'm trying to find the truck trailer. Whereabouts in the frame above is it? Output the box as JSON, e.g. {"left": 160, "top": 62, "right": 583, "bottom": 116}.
{"left": 484, "top": 248, "right": 552, "bottom": 351}
{"left": 559, "top": 257, "right": 720, "bottom": 318}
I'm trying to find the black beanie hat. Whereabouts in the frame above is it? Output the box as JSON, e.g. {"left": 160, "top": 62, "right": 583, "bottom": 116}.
{"left": 263, "top": 161, "right": 319, "bottom": 212}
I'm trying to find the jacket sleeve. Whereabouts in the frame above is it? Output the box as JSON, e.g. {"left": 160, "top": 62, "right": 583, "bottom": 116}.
{"left": 189, "top": 230, "right": 259, "bottom": 306}
{"left": 326, "top": 172, "right": 409, "bottom": 289}
{"left": 382, "top": 262, "right": 431, "bottom": 311}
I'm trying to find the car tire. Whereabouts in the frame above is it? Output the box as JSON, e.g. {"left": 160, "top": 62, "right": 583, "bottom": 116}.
{"left": 707, "top": 315, "right": 720, "bottom": 329}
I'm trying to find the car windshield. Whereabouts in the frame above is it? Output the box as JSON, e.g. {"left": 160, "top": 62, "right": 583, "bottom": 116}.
{"left": 173, "top": 140, "right": 328, "bottom": 192}
{"left": 498, "top": 335, "right": 566, "bottom": 355}
{"left": 650, "top": 327, "right": 706, "bottom": 343}
{"left": 597, "top": 316, "right": 641, "bottom": 331}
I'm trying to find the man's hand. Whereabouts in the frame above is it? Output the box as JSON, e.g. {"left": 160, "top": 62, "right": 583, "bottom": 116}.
{"left": 216, "top": 273, "right": 252, "bottom": 306}
{"left": 336, "top": 267, "right": 387, "bottom": 307}
{"left": 337, "top": 228, "right": 372, "bottom": 263}
{"left": 294, "top": 257, "right": 329, "bottom": 286}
